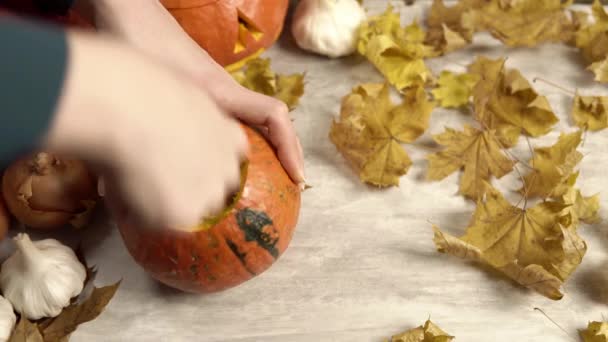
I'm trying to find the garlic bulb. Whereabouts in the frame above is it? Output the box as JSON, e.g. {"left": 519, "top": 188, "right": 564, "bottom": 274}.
{"left": 0, "top": 296, "right": 15, "bottom": 342}
{"left": 0, "top": 233, "right": 86, "bottom": 320}
{"left": 291, "top": 0, "right": 367, "bottom": 58}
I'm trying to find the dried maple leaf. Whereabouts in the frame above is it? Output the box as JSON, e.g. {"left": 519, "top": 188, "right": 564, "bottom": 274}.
{"left": 39, "top": 281, "right": 121, "bottom": 342}
{"left": 230, "top": 58, "right": 305, "bottom": 110}
{"left": 433, "top": 185, "right": 586, "bottom": 300}
{"left": 330, "top": 83, "right": 433, "bottom": 187}
{"left": 464, "top": 0, "right": 575, "bottom": 47}
{"left": 574, "top": 0, "right": 608, "bottom": 61}
{"left": 426, "top": 24, "right": 469, "bottom": 54}
{"left": 562, "top": 185, "right": 600, "bottom": 226}
{"left": 431, "top": 71, "right": 480, "bottom": 108}
{"left": 426, "top": 125, "right": 514, "bottom": 200}
{"left": 572, "top": 92, "right": 608, "bottom": 131}
{"left": 358, "top": 6, "right": 437, "bottom": 90}
{"left": 589, "top": 58, "right": 608, "bottom": 83}
{"left": 424, "top": 0, "right": 486, "bottom": 53}
{"left": 574, "top": 0, "right": 608, "bottom": 82}
{"left": 581, "top": 321, "right": 608, "bottom": 342}
{"left": 521, "top": 131, "right": 583, "bottom": 198}
{"left": 469, "top": 56, "right": 558, "bottom": 145}
{"left": 386, "top": 320, "right": 454, "bottom": 342}
{"left": 9, "top": 317, "right": 44, "bottom": 342}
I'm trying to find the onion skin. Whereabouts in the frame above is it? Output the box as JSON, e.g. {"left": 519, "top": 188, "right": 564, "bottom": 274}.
{"left": 1, "top": 152, "right": 98, "bottom": 230}
{"left": 0, "top": 196, "right": 10, "bottom": 240}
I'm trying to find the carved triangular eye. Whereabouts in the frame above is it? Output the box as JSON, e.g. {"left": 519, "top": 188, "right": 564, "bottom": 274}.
{"left": 234, "top": 10, "right": 264, "bottom": 53}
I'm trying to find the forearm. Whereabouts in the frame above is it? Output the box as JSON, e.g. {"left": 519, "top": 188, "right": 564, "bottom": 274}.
{"left": 72, "top": 0, "right": 157, "bottom": 29}
{"left": 0, "top": 17, "right": 68, "bottom": 165}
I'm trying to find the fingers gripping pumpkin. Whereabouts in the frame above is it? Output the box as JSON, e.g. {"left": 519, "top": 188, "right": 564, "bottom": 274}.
{"left": 115, "top": 125, "right": 301, "bottom": 293}
{"left": 160, "top": 0, "right": 289, "bottom": 67}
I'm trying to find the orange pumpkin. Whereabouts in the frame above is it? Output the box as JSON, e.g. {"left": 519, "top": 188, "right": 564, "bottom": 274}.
{"left": 160, "top": 0, "right": 289, "bottom": 67}
{"left": 115, "top": 124, "right": 301, "bottom": 293}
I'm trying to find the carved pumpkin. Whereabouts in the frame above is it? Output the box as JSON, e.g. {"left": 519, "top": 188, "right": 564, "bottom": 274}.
{"left": 160, "top": 0, "right": 289, "bottom": 67}
{"left": 115, "top": 124, "right": 301, "bottom": 293}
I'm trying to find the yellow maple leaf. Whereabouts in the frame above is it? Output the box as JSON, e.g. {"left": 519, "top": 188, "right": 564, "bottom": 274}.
{"left": 431, "top": 71, "right": 480, "bottom": 108}
{"left": 433, "top": 185, "right": 586, "bottom": 300}
{"left": 521, "top": 131, "right": 583, "bottom": 198}
{"left": 229, "top": 58, "right": 305, "bottom": 110}
{"left": 330, "top": 83, "right": 434, "bottom": 187}
{"left": 572, "top": 92, "right": 608, "bottom": 131}
{"left": 589, "top": 58, "right": 608, "bottom": 83}
{"left": 425, "top": 24, "right": 470, "bottom": 54}
{"left": 581, "top": 321, "right": 608, "bottom": 342}
{"left": 358, "top": 6, "right": 437, "bottom": 90}
{"left": 426, "top": 125, "right": 514, "bottom": 200}
{"left": 575, "top": 0, "right": 608, "bottom": 61}
{"left": 464, "top": 0, "right": 575, "bottom": 47}
{"left": 469, "top": 56, "right": 558, "bottom": 145}
{"left": 562, "top": 186, "right": 601, "bottom": 226}
{"left": 386, "top": 320, "right": 454, "bottom": 342}
{"left": 425, "top": 0, "right": 489, "bottom": 52}
{"left": 574, "top": 0, "right": 608, "bottom": 81}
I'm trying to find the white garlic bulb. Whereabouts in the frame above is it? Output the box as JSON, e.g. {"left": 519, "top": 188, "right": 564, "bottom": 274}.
{"left": 0, "top": 233, "right": 86, "bottom": 320}
{"left": 291, "top": 0, "right": 367, "bottom": 58}
{"left": 0, "top": 296, "right": 15, "bottom": 342}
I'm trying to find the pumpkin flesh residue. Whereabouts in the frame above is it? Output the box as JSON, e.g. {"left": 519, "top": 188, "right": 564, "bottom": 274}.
{"left": 192, "top": 162, "right": 249, "bottom": 232}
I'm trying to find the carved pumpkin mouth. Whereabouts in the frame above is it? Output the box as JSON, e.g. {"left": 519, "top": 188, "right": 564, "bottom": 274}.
{"left": 194, "top": 161, "right": 249, "bottom": 232}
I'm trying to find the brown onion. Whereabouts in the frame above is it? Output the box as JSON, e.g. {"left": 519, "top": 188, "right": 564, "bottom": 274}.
{"left": 0, "top": 196, "right": 10, "bottom": 239}
{"left": 2, "top": 152, "right": 98, "bottom": 230}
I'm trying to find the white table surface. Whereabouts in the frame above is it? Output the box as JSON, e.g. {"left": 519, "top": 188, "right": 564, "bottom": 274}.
{"left": 16, "top": 1, "right": 608, "bottom": 341}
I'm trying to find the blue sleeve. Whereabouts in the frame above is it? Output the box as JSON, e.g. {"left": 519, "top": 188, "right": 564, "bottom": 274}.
{"left": 0, "top": 17, "right": 69, "bottom": 166}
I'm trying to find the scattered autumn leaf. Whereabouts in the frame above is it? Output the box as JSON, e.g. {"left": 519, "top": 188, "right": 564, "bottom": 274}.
{"left": 433, "top": 184, "right": 586, "bottom": 300}
{"left": 574, "top": 0, "right": 608, "bottom": 58}
{"left": 426, "top": 24, "right": 469, "bottom": 54}
{"left": 330, "top": 83, "right": 433, "bottom": 186}
{"left": 574, "top": 0, "right": 608, "bottom": 81}
{"left": 431, "top": 71, "right": 480, "bottom": 108}
{"left": 469, "top": 56, "right": 558, "bottom": 145}
{"left": 40, "top": 281, "right": 121, "bottom": 342}
{"left": 358, "top": 6, "right": 437, "bottom": 90}
{"left": 572, "top": 92, "right": 608, "bottom": 131}
{"left": 581, "top": 321, "right": 608, "bottom": 342}
{"left": 464, "top": 0, "right": 575, "bottom": 47}
{"left": 9, "top": 317, "right": 43, "bottom": 342}
{"left": 426, "top": 125, "right": 514, "bottom": 200}
{"left": 386, "top": 320, "right": 454, "bottom": 342}
{"left": 425, "top": 0, "right": 487, "bottom": 53}
{"left": 560, "top": 180, "right": 601, "bottom": 226}
{"left": 521, "top": 131, "right": 583, "bottom": 198}
{"left": 589, "top": 58, "right": 608, "bottom": 83}
{"left": 230, "top": 58, "right": 305, "bottom": 110}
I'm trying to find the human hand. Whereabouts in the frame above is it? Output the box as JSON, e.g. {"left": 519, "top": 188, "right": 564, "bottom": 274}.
{"left": 44, "top": 31, "right": 248, "bottom": 230}
{"left": 87, "top": 0, "right": 306, "bottom": 186}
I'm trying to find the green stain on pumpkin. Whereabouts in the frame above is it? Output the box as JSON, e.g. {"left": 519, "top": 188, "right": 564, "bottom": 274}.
{"left": 235, "top": 208, "right": 279, "bottom": 259}
{"left": 226, "top": 239, "right": 255, "bottom": 275}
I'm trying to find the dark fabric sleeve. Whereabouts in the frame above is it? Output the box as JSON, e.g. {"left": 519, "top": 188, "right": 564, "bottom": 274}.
{"left": 0, "top": 17, "right": 69, "bottom": 165}
{"left": 33, "top": 0, "right": 75, "bottom": 15}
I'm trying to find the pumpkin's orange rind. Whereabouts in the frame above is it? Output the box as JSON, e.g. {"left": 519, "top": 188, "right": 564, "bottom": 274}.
{"left": 160, "top": 0, "right": 289, "bottom": 66}
{"left": 115, "top": 125, "right": 301, "bottom": 293}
